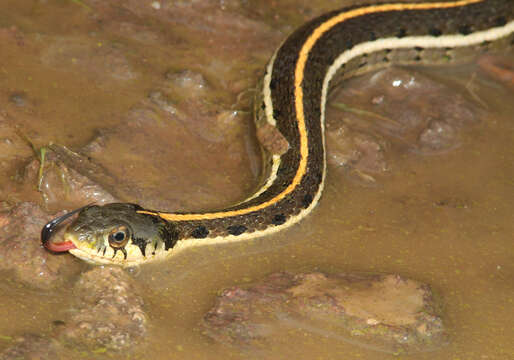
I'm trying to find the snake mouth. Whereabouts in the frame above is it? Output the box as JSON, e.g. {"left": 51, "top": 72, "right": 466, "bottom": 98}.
{"left": 44, "top": 239, "right": 77, "bottom": 252}
{"left": 41, "top": 204, "right": 94, "bottom": 253}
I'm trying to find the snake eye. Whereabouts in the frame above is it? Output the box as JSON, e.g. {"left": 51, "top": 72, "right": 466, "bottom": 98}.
{"left": 108, "top": 226, "right": 130, "bottom": 248}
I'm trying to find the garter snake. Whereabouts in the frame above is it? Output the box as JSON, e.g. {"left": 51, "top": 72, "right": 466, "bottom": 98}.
{"left": 42, "top": 0, "right": 514, "bottom": 266}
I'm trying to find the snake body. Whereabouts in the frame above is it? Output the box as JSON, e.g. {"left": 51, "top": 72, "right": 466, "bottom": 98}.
{"left": 42, "top": 0, "right": 514, "bottom": 266}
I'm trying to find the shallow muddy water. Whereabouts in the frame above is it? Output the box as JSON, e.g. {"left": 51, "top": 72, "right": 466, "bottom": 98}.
{"left": 0, "top": 0, "right": 513, "bottom": 359}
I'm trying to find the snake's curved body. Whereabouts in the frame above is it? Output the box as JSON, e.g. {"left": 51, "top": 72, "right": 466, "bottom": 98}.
{"left": 42, "top": 0, "right": 514, "bottom": 266}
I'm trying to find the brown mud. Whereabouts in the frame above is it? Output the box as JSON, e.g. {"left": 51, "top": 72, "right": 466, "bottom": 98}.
{"left": 0, "top": 0, "right": 513, "bottom": 359}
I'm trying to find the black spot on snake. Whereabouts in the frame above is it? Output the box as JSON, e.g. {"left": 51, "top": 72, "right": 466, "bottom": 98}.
{"left": 227, "top": 225, "right": 247, "bottom": 236}
{"left": 459, "top": 25, "right": 472, "bottom": 35}
{"left": 160, "top": 223, "right": 178, "bottom": 250}
{"left": 192, "top": 226, "right": 209, "bottom": 239}
{"left": 429, "top": 28, "right": 442, "bottom": 37}
{"left": 495, "top": 16, "right": 506, "bottom": 27}
{"left": 132, "top": 237, "right": 147, "bottom": 256}
{"left": 302, "top": 193, "right": 313, "bottom": 209}
{"left": 272, "top": 214, "right": 286, "bottom": 225}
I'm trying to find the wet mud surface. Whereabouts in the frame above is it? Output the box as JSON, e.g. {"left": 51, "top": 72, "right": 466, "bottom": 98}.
{"left": 0, "top": 0, "right": 513, "bottom": 359}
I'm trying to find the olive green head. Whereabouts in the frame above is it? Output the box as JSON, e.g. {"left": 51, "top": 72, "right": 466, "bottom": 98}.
{"left": 60, "top": 203, "right": 177, "bottom": 266}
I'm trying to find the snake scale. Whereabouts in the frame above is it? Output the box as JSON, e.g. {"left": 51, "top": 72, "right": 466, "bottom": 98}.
{"left": 42, "top": 0, "right": 514, "bottom": 266}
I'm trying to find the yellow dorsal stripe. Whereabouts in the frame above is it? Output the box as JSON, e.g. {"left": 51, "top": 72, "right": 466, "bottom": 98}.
{"left": 139, "top": 0, "right": 484, "bottom": 222}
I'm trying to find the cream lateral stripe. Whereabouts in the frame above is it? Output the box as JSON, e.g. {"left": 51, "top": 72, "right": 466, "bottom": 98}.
{"left": 242, "top": 155, "right": 281, "bottom": 202}
{"left": 319, "top": 22, "right": 514, "bottom": 134}
{"left": 240, "top": 51, "right": 282, "bottom": 202}
{"left": 138, "top": 0, "right": 491, "bottom": 222}
{"left": 263, "top": 51, "right": 279, "bottom": 127}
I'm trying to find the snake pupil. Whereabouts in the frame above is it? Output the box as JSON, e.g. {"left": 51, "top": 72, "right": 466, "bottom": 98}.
{"left": 114, "top": 231, "right": 125, "bottom": 242}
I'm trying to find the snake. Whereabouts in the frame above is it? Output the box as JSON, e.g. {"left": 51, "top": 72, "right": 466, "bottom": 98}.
{"left": 41, "top": 0, "right": 514, "bottom": 266}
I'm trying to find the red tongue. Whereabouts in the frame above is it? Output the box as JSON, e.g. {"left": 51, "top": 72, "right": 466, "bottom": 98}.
{"left": 44, "top": 240, "right": 76, "bottom": 252}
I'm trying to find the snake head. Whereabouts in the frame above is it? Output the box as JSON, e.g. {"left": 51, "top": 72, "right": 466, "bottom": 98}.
{"left": 42, "top": 203, "right": 178, "bottom": 266}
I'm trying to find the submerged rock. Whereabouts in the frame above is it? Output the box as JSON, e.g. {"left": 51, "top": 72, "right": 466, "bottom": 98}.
{"left": 477, "top": 54, "right": 514, "bottom": 88}
{"left": 61, "top": 266, "right": 147, "bottom": 351}
{"left": 327, "top": 66, "right": 486, "bottom": 183}
{"left": 23, "top": 144, "right": 118, "bottom": 210}
{"left": 0, "top": 202, "right": 80, "bottom": 289}
{"left": 0, "top": 266, "right": 146, "bottom": 356}
{"left": 202, "top": 272, "right": 448, "bottom": 355}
